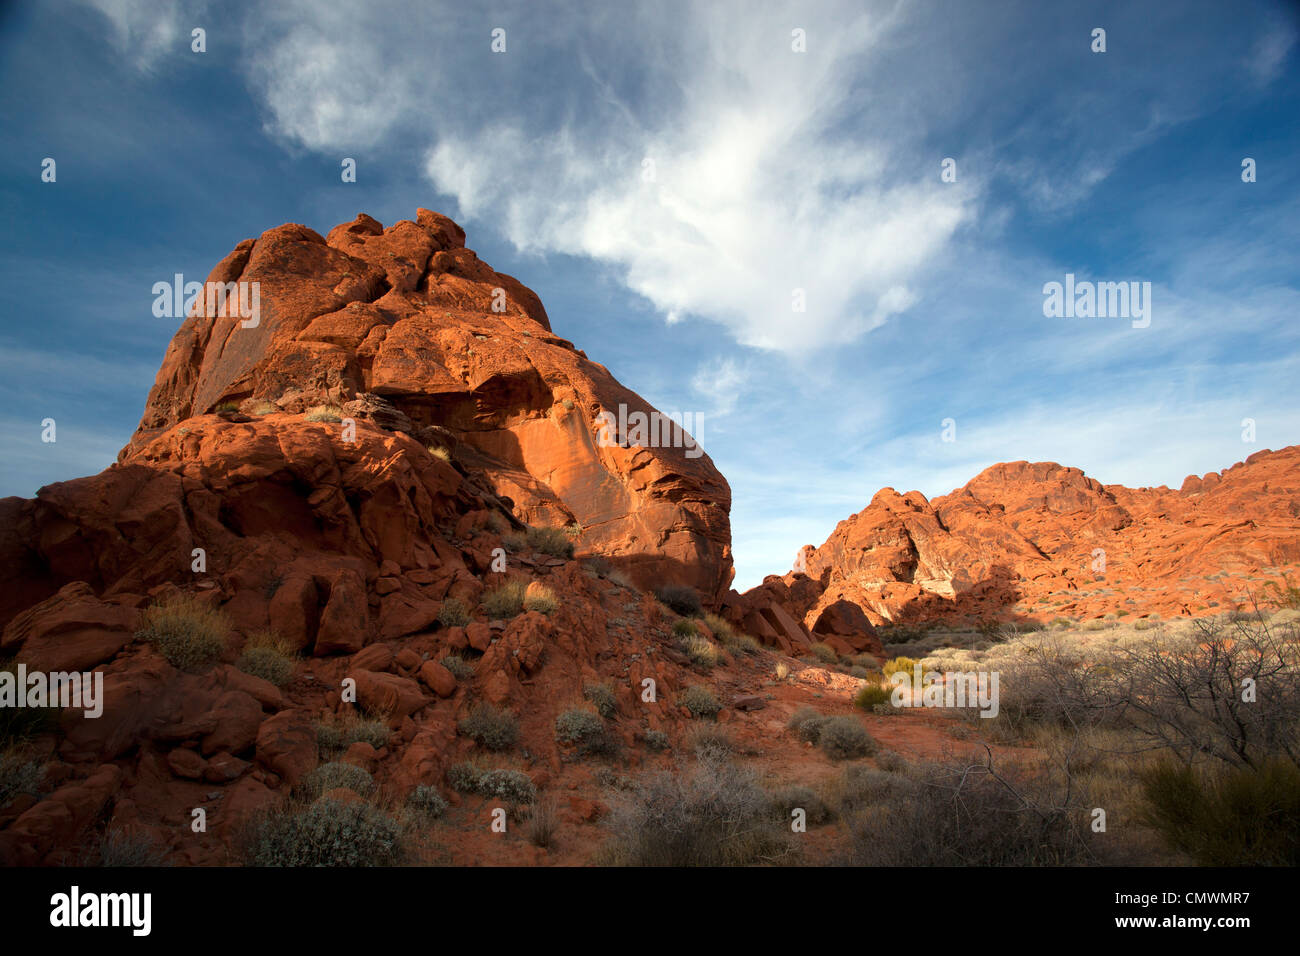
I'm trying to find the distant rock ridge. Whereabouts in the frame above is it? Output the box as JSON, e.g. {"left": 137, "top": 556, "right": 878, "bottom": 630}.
{"left": 732, "top": 446, "right": 1300, "bottom": 635}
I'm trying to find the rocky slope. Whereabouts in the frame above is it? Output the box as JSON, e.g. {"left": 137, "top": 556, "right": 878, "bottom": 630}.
{"left": 0, "top": 210, "right": 763, "bottom": 865}
{"left": 738, "top": 447, "right": 1300, "bottom": 631}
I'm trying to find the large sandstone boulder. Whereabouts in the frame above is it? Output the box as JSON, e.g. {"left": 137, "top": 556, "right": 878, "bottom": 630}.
{"left": 119, "top": 210, "right": 732, "bottom": 602}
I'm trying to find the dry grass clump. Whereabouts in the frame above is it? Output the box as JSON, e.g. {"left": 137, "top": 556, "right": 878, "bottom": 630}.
{"left": 137, "top": 594, "right": 228, "bottom": 671}
{"left": 236, "top": 629, "right": 295, "bottom": 686}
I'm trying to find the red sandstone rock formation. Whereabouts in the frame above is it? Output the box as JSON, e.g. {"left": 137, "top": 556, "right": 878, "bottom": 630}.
{"left": 122, "top": 210, "right": 732, "bottom": 602}
{"left": 739, "top": 446, "right": 1300, "bottom": 631}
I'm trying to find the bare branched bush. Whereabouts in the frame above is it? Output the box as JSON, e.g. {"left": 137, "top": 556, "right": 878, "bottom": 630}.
{"left": 838, "top": 749, "right": 1097, "bottom": 866}
{"left": 1116, "top": 616, "right": 1300, "bottom": 769}
{"left": 599, "top": 753, "right": 796, "bottom": 866}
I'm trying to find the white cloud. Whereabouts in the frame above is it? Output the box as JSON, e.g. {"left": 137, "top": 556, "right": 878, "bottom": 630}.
{"left": 82, "top": 0, "right": 197, "bottom": 69}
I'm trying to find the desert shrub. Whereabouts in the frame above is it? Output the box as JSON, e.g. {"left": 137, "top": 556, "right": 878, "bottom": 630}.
{"left": 214, "top": 400, "right": 241, "bottom": 413}
{"left": 817, "top": 716, "right": 876, "bottom": 760}
{"left": 678, "top": 633, "right": 720, "bottom": 670}
{"left": 249, "top": 400, "right": 277, "bottom": 416}
{"left": 672, "top": 619, "right": 698, "bottom": 638}
{"left": 881, "top": 656, "right": 919, "bottom": 680}
{"left": 304, "top": 405, "right": 344, "bottom": 423}
{"left": 555, "top": 708, "right": 615, "bottom": 756}
{"left": 501, "top": 530, "right": 528, "bottom": 552}
{"left": 583, "top": 682, "right": 617, "bottom": 718}
{"left": 87, "top": 829, "right": 170, "bottom": 867}
{"left": 302, "top": 761, "right": 375, "bottom": 799}
{"left": 876, "top": 750, "right": 909, "bottom": 773}
{"left": 0, "top": 661, "right": 59, "bottom": 746}
{"left": 687, "top": 725, "right": 734, "bottom": 761}
{"left": 527, "top": 798, "right": 559, "bottom": 848}
{"left": 236, "top": 630, "right": 295, "bottom": 687}
{"left": 1140, "top": 758, "right": 1300, "bottom": 865}
{"left": 523, "top": 583, "right": 558, "bottom": 614}
{"left": 854, "top": 682, "right": 893, "bottom": 710}
{"left": 643, "top": 729, "right": 670, "bottom": 752}
{"left": 775, "top": 662, "right": 790, "bottom": 680}
{"left": 406, "top": 785, "right": 449, "bottom": 820}
{"left": 429, "top": 445, "right": 452, "bottom": 462}
{"left": 315, "top": 715, "right": 390, "bottom": 754}
{"left": 0, "top": 750, "right": 43, "bottom": 805}
{"left": 458, "top": 703, "right": 519, "bottom": 751}
{"left": 137, "top": 594, "right": 228, "bottom": 671}
{"left": 600, "top": 754, "right": 795, "bottom": 865}
{"left": 655, "top": 585, "right": 702, "bottom": 618}
{"left": 809, "top": 642, "right": 838, "bottom": 665}
{"left": 834, "top": 764, "right": 915, "bottom": 815}
{"left": 525, "top": 526, "right": 575, "bottom": 559}
{"left": 787, "top": 706, "right": 829, "bottom": 744}
{"left": 446, "top": 762, "right": 537, "bottom": 804}
{"left": 702, "top": 613, "right": 735, "bottom": 643}
{"left": 1116, "top": 617, "right": 1300, "bottom": 768}
{"left": 768, "top": 784, "right": 834, "bottom": 826}
{"left": 437, "top": 597, "right": 471, "bottom": 628}
{"left": 480, "top": 580, "right": 527, "bottom": 619}
{"left": 439, "top": 654, "right": 475, "bottom": 681}
{"left": 839, "top": 758, "right": 1095, "bottom": 866}
{"left": 239, "top": 798, "right": 408, "bottom": 866}
{"left": 681, "top": 685, "right": 721, "bottom": 718}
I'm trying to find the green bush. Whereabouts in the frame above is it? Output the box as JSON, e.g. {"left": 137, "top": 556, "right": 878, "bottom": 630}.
{"left": 1140, "top": 758, "right": 1300, "bottom": 866}
{"left": 681, "top": 685, "right": 721, "bottom": 718}
{"left": 137, "top": 594, "right": 228, "bottom": 671}
{"left": 446, "top": 762, "right": 536, "bottom": 804}
{"left": 437, "top": 597, "right": 471, "bottom": 628}
{"left": 524, "top": 526, "right": 575, "bottom": 559}
{"left": 583, "top": 682, "right": 617, "bottom": 718}
{"left": 555, "top": 709, "right": 615, "bottom": 756}
{"left": 406, "top": 785, "right": 449, "bottom": 819}
{"left": 672, "top": 619, "right": 698, "bottom": 638}
{"left": 458, "top": 703, "right": 519, "bottom": 751}
{"left": 643, "top": 729, "right": 670, "bottom": 752}
{"left": 439, "top": 654, "right": 475, "bottom": 681}
{"left": 809, "top": 642, "right": 839, "bottom": 665}
{"left": 239, "top": 798, "right": 408, "bottom": 866}
{"left": 656, "top": 585, "right": 702, "bottom": 617}
{"left": 854, "top": 683, "right": 893, "bottom": 710}
{"left": 787, "top": 705, "right": 829, "bottom": 744}
{"left": 315, "top": 715, "right": 390, "bottom": 754}
{"left": 301, "top": 761, "right": 375, "bottom": 798}
{"left": 817, "top": 716, "right": 876, "bottom": 760}
{"left": 881, "top": 656, "right": 919, "bottom": 680}
{"left": 480, "top": 580, "right": 527, "bottom": 619}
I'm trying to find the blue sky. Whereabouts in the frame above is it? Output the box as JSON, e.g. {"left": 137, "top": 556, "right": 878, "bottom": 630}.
{"left": 1, "top": 0, "right": 1297, "bottom": 590}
